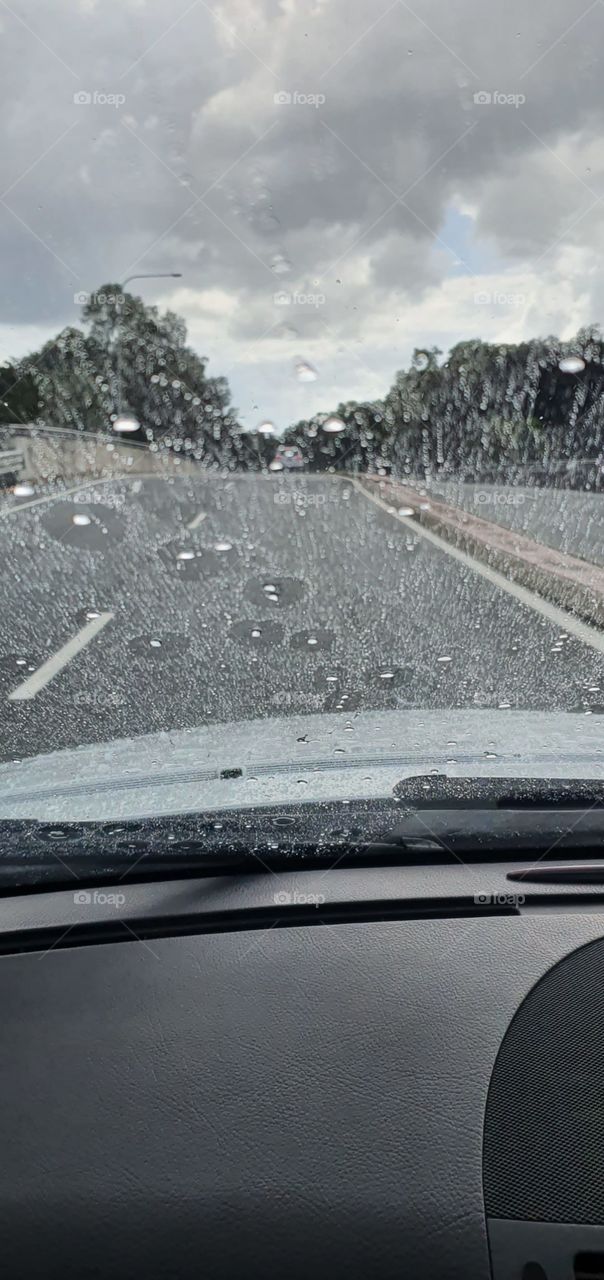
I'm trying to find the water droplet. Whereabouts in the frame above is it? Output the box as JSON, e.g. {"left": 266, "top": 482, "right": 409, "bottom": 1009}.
{"left": 251, "top": 627, "right": 262, "bottom": 638}
{"left": 270, "top": 252, "right": 292, "bottom": 275}
{"left": 307, "top": 636, "right": 318, "bottom": 646}
{"left": 323, "top": 415, "right": 346, "bottom": 434}
{"left": 214, "top": 540, "right": 232, "bottom": 552}
{"left": 269, "top": 460, "right": 284, "bottom": 471}
{"left": 437, "top": 656, "right": 452, "bottom": 663}
{"left": 177, "top": 550, "right": 196, "bottom": 560}
{"left": 398, "top": 506, "right": 415, "bottom": 516}
{"left": 149, "top": 639, "right": 162, "bottom": 648}
{"left": 379, "top": 671, "right": 394, "bottom": 680}
{"left": 295, "top": 360, "right": 318, "bottom": 382}
{"left": 558, "top": 355, "right": 585, "bottom": 374}
{"left": 257, "top": 420, "right": 275, "bottom": 435}
{"left": 86, "top": 609, "right": 101, "bottom": 620}
{"left": 72, "top": 513, "right": 91, "bottom": 526}
{"left": 13, "top": 482, "right": 34, "bottom": 497}
{"left": 112, "top": 413, "right": 140, "bottom": 433}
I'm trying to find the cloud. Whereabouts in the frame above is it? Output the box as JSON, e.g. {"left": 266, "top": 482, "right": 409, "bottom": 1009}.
{"left": 2, "top": 0, "right": 604, "bottom": 424}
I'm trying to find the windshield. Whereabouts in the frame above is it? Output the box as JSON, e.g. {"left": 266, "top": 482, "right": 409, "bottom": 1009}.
{"left": 1, "top": 0, "right": 604, "bottom": 834}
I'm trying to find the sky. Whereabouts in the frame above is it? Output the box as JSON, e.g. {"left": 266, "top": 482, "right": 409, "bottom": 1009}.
{"left": 1, "top": 0, "right": 604, "bottom": 430}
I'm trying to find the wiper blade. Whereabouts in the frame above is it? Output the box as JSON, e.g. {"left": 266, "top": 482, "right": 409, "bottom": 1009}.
{"left": 2, "top": 782, "right": 604, "bottom": 896}
{"left": 393, "top": 775, "right": 604, "bottom": 810}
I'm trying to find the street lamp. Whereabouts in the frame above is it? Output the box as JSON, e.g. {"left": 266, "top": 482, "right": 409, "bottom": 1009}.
{"left": 121, "top": 273, "right": 182, "bottom": 290}
{"left": 114, "top": 272, "right": 183, "bottom": 425}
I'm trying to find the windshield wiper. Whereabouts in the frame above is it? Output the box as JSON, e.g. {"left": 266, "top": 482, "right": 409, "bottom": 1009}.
{"left": 2, "top": 781, "right": 604, "bottom": 894}
{"left": 392, "top": 775, "right": 604, "bottom": 809}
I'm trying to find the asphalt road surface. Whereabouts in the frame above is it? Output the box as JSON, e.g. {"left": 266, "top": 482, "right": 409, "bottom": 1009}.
{"left": 1, "top": 470, "right": 604, "bottom": 767}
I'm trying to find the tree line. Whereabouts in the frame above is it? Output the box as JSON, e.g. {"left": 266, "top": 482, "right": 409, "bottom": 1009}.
{"left": 2, "top": 285, "right": 604, "bottom": 482}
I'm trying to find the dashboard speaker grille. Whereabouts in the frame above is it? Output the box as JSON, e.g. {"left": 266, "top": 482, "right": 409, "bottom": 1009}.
{"left": 484, "top": 936, "right": 604, "bottom": 1224}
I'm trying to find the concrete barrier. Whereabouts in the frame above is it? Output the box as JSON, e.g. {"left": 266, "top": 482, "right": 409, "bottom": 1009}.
{"left": 0, "top": 425, "right": 197, "bottom": 484}
{"left": 356, "top": 474, "right": 604, "bottom": 630}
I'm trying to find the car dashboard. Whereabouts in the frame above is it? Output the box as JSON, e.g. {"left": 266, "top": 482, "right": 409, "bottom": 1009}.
{"left": 2, "top": 859, "right": 604, "bottom": 1279}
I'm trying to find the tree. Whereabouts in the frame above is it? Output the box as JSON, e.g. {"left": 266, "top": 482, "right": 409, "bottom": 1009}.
{"left": 0, "top": 362, "right": 40, "bottom": 424}
{"left": 24, "top": 284, "right": 245, "bottom": 468}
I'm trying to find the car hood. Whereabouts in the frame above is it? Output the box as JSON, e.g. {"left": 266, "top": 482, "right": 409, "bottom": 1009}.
{"left": 0, "top": 708, "right": 602, "bottom": 821}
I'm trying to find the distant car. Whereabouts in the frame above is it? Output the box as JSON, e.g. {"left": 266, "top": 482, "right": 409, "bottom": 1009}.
{"left": 273, "top": 444, "right": 304, "bottom": 470}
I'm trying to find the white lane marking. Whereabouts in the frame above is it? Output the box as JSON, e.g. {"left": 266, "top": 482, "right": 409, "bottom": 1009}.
{"left": 8, "top": 612, "right": 114, "bottom": 701}
{"left": 187, "top": 511, "right": 207, "bottom": 529}
{"left": 354, "top": 478, "right": 604, "bottom": 657}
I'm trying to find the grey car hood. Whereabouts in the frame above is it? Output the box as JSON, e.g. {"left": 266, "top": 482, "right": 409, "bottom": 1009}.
{"left": 0, "top": 708, "right": 602, "bottom": 821}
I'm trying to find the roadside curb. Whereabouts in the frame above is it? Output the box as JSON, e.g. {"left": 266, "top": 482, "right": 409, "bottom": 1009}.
{"left": 355, "top": 474, "right": 604, "bottom": 630}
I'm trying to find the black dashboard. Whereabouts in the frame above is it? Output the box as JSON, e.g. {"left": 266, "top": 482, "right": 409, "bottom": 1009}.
{"left": 2, "top": 861, "right": 604, "bottom": 1279}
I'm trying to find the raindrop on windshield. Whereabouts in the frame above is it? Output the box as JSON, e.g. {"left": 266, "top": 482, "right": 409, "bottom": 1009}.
{"left": 214, "top": 540, "right": 233, "bottom": 552}
{"left": 13, "top": 482, "right": 34, "bottom": 497}
{"left": 270, "top": 252, "right": 292, "bottom": 275}
{"left": 72, "top": 513, "right": 91, "bottom": 526}
{"left": 558, "top": 355, "right": 586, "bottom": 374}
{"left": 295, "top": 361, "right": 318, "bottom": 383}
{"left": 112, "top": 413, "right": 140, "bottom": 433}
{"left": 323, "top": 416, "right": 346, "bottom": 434}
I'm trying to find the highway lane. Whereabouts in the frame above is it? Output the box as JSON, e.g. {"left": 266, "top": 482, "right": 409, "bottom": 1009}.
{"left": 1, "top": 470, "right": 604, "bottom": 766}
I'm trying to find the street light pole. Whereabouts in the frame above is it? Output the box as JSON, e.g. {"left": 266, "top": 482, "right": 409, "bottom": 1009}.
{"left": 115, "top": 272, "right": 182, "bottom": 418}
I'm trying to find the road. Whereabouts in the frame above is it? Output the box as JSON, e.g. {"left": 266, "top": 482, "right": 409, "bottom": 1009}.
{"left": 1, "top": 470, "right": 604, "bottom": 767}
{"left": 428, "top": 478, "right": 604, "bottom": 567}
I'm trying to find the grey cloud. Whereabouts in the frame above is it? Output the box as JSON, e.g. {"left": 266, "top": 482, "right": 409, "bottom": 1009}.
{"left": 1, "top": 0, "right": 604, "bottom": 424}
